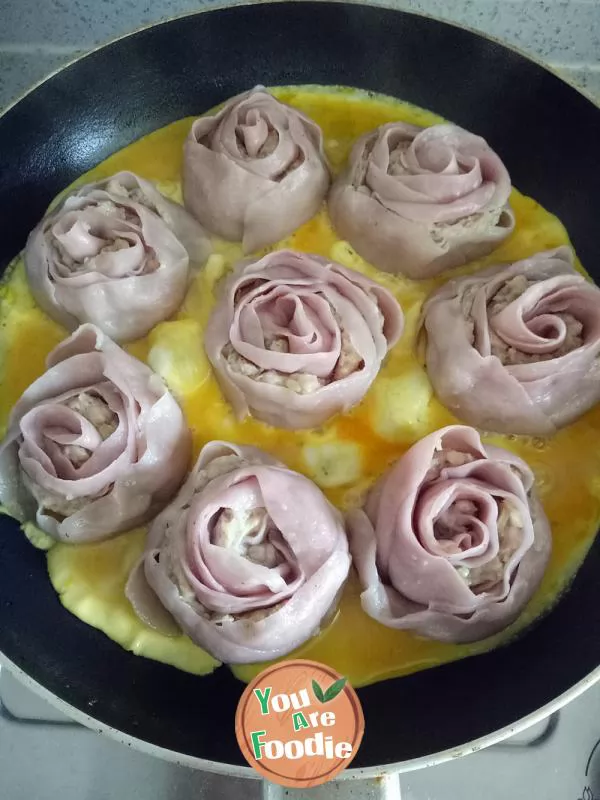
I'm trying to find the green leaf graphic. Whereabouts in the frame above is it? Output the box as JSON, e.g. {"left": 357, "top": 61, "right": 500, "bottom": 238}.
{"left": 323, "top": 677, "right": 347, "bottom": 702}
{"left": 312, "top": 679, "right": 325, "bottom": 703}
{"left": 312, "top": 676, "right": 347, "bottom": 703}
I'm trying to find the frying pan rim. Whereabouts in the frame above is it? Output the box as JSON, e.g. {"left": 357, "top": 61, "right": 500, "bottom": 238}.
{"left": 0, "top": 0, "right": 598, "bottom": 122}
{"left": 2, "top": 0, "right": 600, "bottom": 776}
{"left": 3, "top": 650, "right": 600, "bottom": 776}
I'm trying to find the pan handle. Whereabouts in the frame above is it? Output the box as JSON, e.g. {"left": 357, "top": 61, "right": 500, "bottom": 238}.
{"left": 262, "top": 773, "right": 402, "bottom": 798}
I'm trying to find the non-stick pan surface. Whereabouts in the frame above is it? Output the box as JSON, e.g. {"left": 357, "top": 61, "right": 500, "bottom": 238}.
{"left": 1, "top": 1, "right": 600, "bottom": 771}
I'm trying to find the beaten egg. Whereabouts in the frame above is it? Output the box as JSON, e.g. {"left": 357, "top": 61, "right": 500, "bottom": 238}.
{"left": 1, "top": 86, "right": 599, "bottom": 687}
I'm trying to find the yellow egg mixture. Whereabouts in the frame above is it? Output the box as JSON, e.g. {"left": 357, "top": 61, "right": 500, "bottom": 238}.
{"left": 1, "top": 86, "right": 600, "bottom": 687}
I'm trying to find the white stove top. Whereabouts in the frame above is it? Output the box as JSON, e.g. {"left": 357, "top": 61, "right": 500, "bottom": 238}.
{"left": 0, "top": 667, "right": 598, "bottom": 800}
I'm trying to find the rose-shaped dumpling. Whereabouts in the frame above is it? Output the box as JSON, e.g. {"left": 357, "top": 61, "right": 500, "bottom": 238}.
{"left": 0, "top": 324, "right": 191, "bottom": 543}
{"left": 125, "top": 441, "right": 351, "bottom": 663}
{"left": 422, "top": 246, "right": 600, "bottom": 435}
{"left": 25, "top": 171, "right": 211, "bottom": 342}
{"left": 204, "top": 249, "right": 404, "bottom": 429}
{"left": 348, "top": 425, "right": 551, "bottom": 643}
{"left": 183, "top": 87, "right": 330, "bottom": 252}
{"left": 328, "top": 122, "right": 514, "bottom": 279}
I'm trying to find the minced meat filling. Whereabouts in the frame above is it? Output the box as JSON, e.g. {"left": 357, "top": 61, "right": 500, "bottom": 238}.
{"left": 223, "top": 306, "right": 366, "bottom": 395}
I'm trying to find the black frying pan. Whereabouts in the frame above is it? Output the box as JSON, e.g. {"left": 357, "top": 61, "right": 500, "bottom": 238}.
{"left": 1, "top": 0, "right": 600, "bottom": 773}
